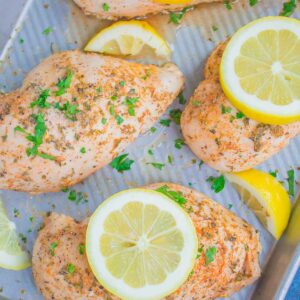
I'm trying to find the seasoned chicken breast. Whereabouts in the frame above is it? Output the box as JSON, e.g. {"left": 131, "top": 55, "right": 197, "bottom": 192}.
{"left": 0, "top": 51, "right": 184, "bottom": 194}
{"left": 32, "top": 183, "right": 261, "bottom": 300}
{"left": 181, "top": 42, "right": 300, "bottom": 172}
{"left": 73, "top": 0, "right": 219, "bottom": 20}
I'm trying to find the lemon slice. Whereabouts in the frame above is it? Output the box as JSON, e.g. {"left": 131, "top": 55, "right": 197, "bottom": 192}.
{"left": 226, "top": 169, "right": 291, "bottom": 239}
{"left": 86, "top": 188, "right": 197, "bottom": 300}
{"left": 220, "top": 16, "right": 300, "bottom": 124}
{"left": 0, "top": 200, "right": 31, "bottom": 270}
{"left": 85, "top": 20, "right": 171, "bottom": 58}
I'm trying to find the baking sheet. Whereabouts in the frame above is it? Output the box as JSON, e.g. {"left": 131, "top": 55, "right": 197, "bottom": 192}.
{"left": 0, "top": 0, "right": 299, "bottom": 299}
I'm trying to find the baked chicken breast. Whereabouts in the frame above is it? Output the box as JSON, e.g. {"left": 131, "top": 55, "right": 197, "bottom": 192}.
{"left": 181, "top": 42, "right": 300, "bottom": 172}
{"left": 73, "top": 0, "right": 219, "bottom": 20}
{"left": 32, "top": 183, "right": 261, "bottom": 300}
{"left": 0, "top": 51, "right": 184, "bottom": 194}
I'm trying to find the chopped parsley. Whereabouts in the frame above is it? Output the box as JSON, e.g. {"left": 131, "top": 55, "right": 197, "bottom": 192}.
{"left": 101, "top": 118, "right": 107, "bottom": 125}
{"left": 30, "top": 89, "right": 51, "bottom": 108}
{"left": 111, "top": 94, "right": 117, "bottom": 101}
{"left": 109, "top": 104, "right": 115, "bottom": 116}
{"left": 125, "top": 97, "right": 139, "bottom": 116}
{"left": 280, "top": 0, "right": 297, "bottom": 17}
{"left": 102, "top": 3, "right": 110, "bottom": 12}
{"left": 156, "top": 185, "right": 187, "bottom": 206}
{"left": 205, "top": 246, "right": 217, "bottom": 265}
{"left": 168, "top": 155, "right": 173, "bottom": 164}
{"left": 169, "top": 6, "right": 192, "bottom": 24}
{"left": 223, "top": 0, "right": 232, "bottom": 10}
{"left": 54, "top": 101, "right": 80, "bottom": 121}
{"left": 178, "top": 92, "right": 186, "bottom": 105}
{"left": 196, "top": 246, "right": 203, "bottom": 259}
{"left": 119, "top": 81, "right": 125, "bottom": 87}
{"left": 192, "top": 100, "right": 200, "bottom": 107}
{"left": 80, "top": 147, "right": 86, "bottom": 154}
{"left": 269, "top": 170, "right": 278, "bottom": 178}
{"left": 78, "top": 243, "right": 85, "bottom": 255}
{"left": 55, "top": 70, "right": 73, "bottom": 96}
{"left": 19, "top": 38, "right": 24, "bottom": 44}
{"left": 148, "top": 149, "right": 154, "bottom": 155}
{"left": 96, "top": 87, "right": 102, "bottom": 93}
{"left": 212, "top": 25, "right": 218, "bottom": 32}
{"left": 235, "top": 111, "right": 245, "bottom": 119}
{"left": 228, "top": 203, "right": 233, "bottom": 209}
{"left": 67, "top": 190, "right": 88, "bottom": 204}
{"left": 50, "top": 242, "right": 58, "bottom": 256}
{"left": 199, "top": 160, "right": 204, "bottom": 169}
{"left": 13, "top": 208, "right": 20, "bottom": 218}
{"left": 67, "top": 263, "right": 75, "bottom": 274}
{"left": 147, "top": 162, "right": 165, "bottom": 170}
{"left": 287, "top": 169, "right": 295, "bottom": 196}
{"left": 18, "top": 233, "right": 27, "bottom": 244}
{"left": 207, "top": 175, "right": 225, "bottom": 193}
{"left": 150, "top": 127, "right": 157, "bottom": 133}
{"left": 116, "top": 115, "right": 124, "bottom": 125}
{"left": 221, "top": 104, "right": 232, "bottom": 114}
{"left": 169, "top": 109, "right": 182, "bottom": 125}
{"left": 42, "top": 27, "right": 52, "bottom": 35}
{"left": 174, "top": 138, "right": 185, "bottom": 149}
{"left": 14, "top": 113, "right": 55, "bottom": 160}
{"left": 249, "top": 0, "right": 258, "bottom": 6}
{"left": 110, "top": 154, "right": 134, "bottom": 173}
{"left": 160, "top": 119, "right": 171, "bottom": 127}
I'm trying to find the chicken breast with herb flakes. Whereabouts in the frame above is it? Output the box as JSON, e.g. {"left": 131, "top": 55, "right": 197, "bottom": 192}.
{"left": 32, "top": 183, "right": 261, "bottom": 300}
{"left": 73, "top": 0, "right": 219, "bottom": 19}
{"left": 0, "top": 50, "right": 184, "bottom": 194}
{"left": 181, "top": 42, "right": 300, "bottom": 172}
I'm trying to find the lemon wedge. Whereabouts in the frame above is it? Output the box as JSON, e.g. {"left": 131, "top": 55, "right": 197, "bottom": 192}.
{"left": 86, "top": 188, "right": 197, "bottom": 300}
{"left": 85, "top": 20, "right": 171, "bottom": 58}
{"left": 226, "top": 169, "right": 291, "bottom": 239}
{"left": 0, "top": 200, "right": 31, "bottom": 270}
{"left": 220, "top": 16, "right": 300, "bottom": 124}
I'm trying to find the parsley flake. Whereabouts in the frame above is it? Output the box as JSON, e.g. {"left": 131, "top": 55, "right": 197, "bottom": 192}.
{"left": 147, "top": 162, "right": 165, "bottom": 170}
{"left": 205, "top": 246, "right": 217, "bottom": 265}
{"left": 80, "top": 147, "right": 86, "bottom": 154}
{"left": 169, "top": 6, "right": 192, "bottom": 24}
{"left": 249, "top": 0, "right": 258, "bottom": 6}
{"left": 169, "top": 109, "right": 182, "bottom": 125}
{"left": 30, "top": 89, "right": 51, "bottom": 108}
{"left": 280, "top": 0, "right": 297, "bottom": 17}
{"left": 221, "top": 104, "right": 232, "bottom": 114}
{"left": 156, "top": 185, "right": 187, "bottom": 206}
{"left": 178, "top": 92, "right": 186, "bottom": 105}
{"left": 67, "top": 263, "right": 75, "bottom": 274}
{"left": 110, "top": 154, "right": 134, "bottom": 173}
{"left": 125, "top": 97, "right": 139, "bottom": 116}
{"left": 287, "top": 169, "right": 295, "bottom": 196}
{"left": 55, "top": 70, "right": 73, "bottom": 96}
{"left": 207, "top": 175, "right": 225, "bottom": 193}
{"left": 102, "top": 3, "right": 110, "bottom": 12}
{"left": 78, "top": 243, "right": 85, "bottom": 255}
{"left": 175, "top": 138, "right": 185, "bottom": 149}
{"left": 54, "top": 101, "right": 80, "bottom": 121}
{"left": 50, "top": 242, "right": 58, "bottom": 256}
{"left": 160, "top": 119, "right": 171, "bottom": 127}
{"left": 42, "top": 27, "right": 52, "bottom": 35}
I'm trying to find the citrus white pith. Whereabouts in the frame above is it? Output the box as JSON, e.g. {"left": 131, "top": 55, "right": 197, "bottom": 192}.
{"left": 0, "top": 200, "right": 31, "bottom": 270}
{"left": 220, "top": 17, "right": 300, "bottom": 124}
{"left": 85, "top": 20, "right": 171, "bottom": 58}
{"left": 86, "top": 188, "right": 197, "bottom": 300}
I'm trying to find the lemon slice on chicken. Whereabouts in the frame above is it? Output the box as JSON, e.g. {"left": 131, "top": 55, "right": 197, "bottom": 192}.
{"left": 0, "top": 200, "right": 31, "bottom": 270}
{"left": 226, "top": 169, "right": 291, "bottom": 239}
{"left": 85, "top": 20, "right": 171, "bottom": 58}
{"left": 86, "top": 188, "right": 197, "bottom": 300}
{"left": 220, "top": 16, "right": 300, "bottom": 124}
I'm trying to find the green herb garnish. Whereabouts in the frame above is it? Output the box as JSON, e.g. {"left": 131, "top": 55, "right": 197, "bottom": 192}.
{"left": 102, "top": 3, "right": 110, "bottom": 12}
{"left": 160, "top": 119, "right": 171, "bottom": 127}
{"left": 280, "top": 0, "right": 297, "bottom": 17}
{"left": 169, "top": 6, "right": 192, "bottom": 24}
{"left": 125, "top": 97, "right": 139, "bottom": 116}
{"left": 101, "top": 118, "right": 107, "bottom": 125}
{"left": 54, "top": 101, "right": 80, "bottom": 121}
{"left": 156, "top": 185, "right": 187, "bottom": 206}
{"left": 110, "top": 154, "right": 134, "bottom": 173}
{"left": 78, "top": 243, "right": 85, "bottom": 255}
{"left": 223, "top": 0, "right": 232, "bottom": 9}
{"left": 178, "top": 92, "right": 186, "bottom": 105}
{"left": 147, "top": 162, "right": 165, "bottom": 170}
{"left": 55, "top": 70, "right": 73, "bottom": 96}
{"left": 249, "top": 0, "right": 258, "bottom": 6}
{"left": 50, "top": 242, "right": 58, "bottom": 256}
{"left": 67, "top": 190, "right": 88, "bottom": 204}
{"left": 30, "top": 89, "right": 51, "bottom": 108}
{"left": 169, "top": 109, "right": 182, "bottom": 125}
{"left": 221, "top": 104, "right": 232, "bottom": 114}
{"left": 67, "top": 263, "right": 75, "bottom": 274}
{"left": 207, "top": 175, "right": 225, "bottom": 193}
{"left": 150, "top": 127, "right": 157, "bottom": 133}
{"left": 80, "top": 147, "right": 86, "bottom": 154}
{"left": 287, "top": 169, "right": 295, "bottom": 196}
{"left": 175, "top": 138, "right": 185, "bottom": 149}
{"left": 205, "top": 246, "right": 217, "bottom": 265}
{"left": 42, "top": 27, "right": 52, "bottom": 35}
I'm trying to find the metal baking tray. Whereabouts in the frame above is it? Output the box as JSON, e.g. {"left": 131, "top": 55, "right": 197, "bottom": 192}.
{"left": 0, "top": 0, "right": 299, "bottom": 299}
